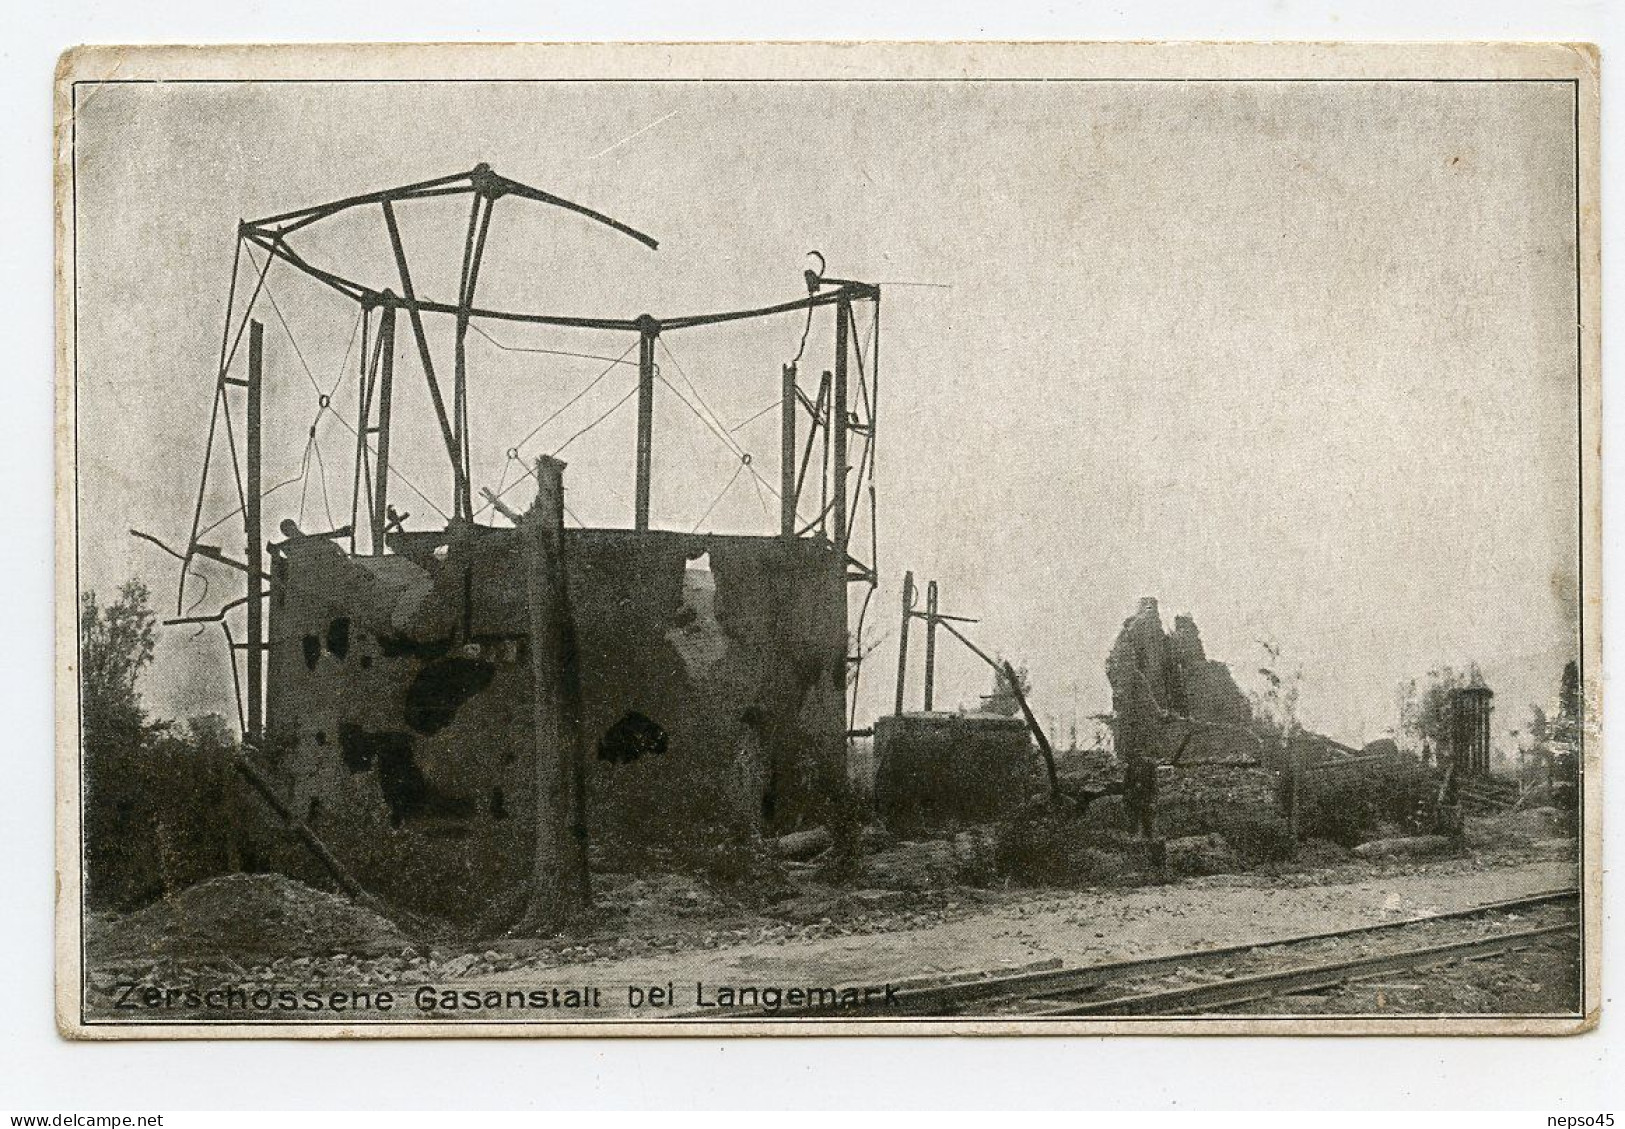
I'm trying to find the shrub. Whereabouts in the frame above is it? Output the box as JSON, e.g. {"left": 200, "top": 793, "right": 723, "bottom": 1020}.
{"left": 1294, "top": 756, "right": 1436, "bottom": 846}
{"left": 993, "top": 806, "right": 1149, "bottom": 887}
{"left": 81, "top": 582, "right": 250, "bottom": 910}
{"left": 84, "top": 711, "right": 251, "bottom": 910}
{"left": 810, "top": 775, "right": 872, "bottom": 884}
{"left": 993, "top": 807, "right": 1069, "bottom": 885}
{"left": 1211, "top": 807, "right": 1295, "bottom": 864}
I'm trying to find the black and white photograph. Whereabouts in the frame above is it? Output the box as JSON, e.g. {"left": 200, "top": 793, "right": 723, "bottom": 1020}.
{"left": 54, "top": 41, "right": 1600, "bottom": 1039}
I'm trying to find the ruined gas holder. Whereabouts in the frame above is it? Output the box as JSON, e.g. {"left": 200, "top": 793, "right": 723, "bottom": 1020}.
{"left": 140, "top": 166, "right": 883, "bottom": 929}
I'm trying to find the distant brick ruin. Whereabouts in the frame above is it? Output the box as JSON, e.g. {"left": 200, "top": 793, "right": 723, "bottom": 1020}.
{"left": 1105, "top": 598, "right": 1256, "bottom": 766}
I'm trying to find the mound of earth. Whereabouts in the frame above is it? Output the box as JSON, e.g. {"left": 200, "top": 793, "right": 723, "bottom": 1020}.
{"left": 89, "top": 872, "right": 409, "bottom": 963}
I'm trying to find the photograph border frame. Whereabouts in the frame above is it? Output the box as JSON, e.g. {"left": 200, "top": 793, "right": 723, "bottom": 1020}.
{"left": 53, "top": 39, "right": 1603, "bottom": 1040}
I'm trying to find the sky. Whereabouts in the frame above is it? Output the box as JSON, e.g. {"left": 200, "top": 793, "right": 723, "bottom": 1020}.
{"left": 70, "top": 77, "right": 1581, "bottom": 747}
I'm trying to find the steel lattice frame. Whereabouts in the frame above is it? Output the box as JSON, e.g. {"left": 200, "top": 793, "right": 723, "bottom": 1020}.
{"left": 167, "top": 165, "right": 882, "bottom": 742}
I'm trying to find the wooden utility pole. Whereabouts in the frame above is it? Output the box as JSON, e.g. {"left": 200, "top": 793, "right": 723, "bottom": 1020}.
{"left": 518, "top": 456, "right": 590, "bottom": 930}
{"left": 245, "top": 319, "right": 264, "bottom": 744}
{"left": 923, "top": 580, "right": 939, "bottom": 711}
{"left": 781, "top": 363, "right": 797, "bottom": 537}
{"left": 634, "top": 316, "right": 658, "bottom": 531}
{"left": 894, "top": 570, "right": 914, "bottom": 716}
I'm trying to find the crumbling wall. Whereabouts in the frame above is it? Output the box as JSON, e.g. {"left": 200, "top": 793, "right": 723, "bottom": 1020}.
{"left": 562, "top": 530, "right": 847, "bottom": 852}
{"left": 264, "top": 525, "right": 846, "bottom": 922}
{"left": 1158, "top": 762, "right": 1282, "bottom": 827}
{"left": 1169, "top": 614, "right": 1254, "bottom": 742}
{"left": 1106, "top": 598, "right": 1256, "bottom": 765}
{"left": 264, "top": 528, "right": 539, "bottom": 928}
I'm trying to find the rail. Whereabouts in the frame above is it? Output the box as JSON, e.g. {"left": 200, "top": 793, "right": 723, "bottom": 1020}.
{"left": 705, "top": 887, "right": 1579, "bottom": 1019}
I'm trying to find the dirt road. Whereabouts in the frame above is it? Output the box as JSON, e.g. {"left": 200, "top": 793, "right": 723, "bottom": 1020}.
{"left": 459, "top": 849, "right": 1578, "bottom": 1018}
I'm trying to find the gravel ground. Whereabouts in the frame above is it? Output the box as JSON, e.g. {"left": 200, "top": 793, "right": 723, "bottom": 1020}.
{"left": 979, "top": 896, "right": 1580, "bottom": 1016}
{"left": 1223, "top": 928, "right": 1581, "bottom": 1016}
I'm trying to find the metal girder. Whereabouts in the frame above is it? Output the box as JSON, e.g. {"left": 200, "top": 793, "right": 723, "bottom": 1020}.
{"left": 238, "top": 213, "right": 876, "bottom": 339}
{"left": 382, "top": 197, "right": 467, "bottom": 518}
{"left": 247, "top": 164, "right": 659, "bottom": 247}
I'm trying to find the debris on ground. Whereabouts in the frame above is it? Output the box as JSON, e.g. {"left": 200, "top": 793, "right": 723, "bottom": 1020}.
{"left": 1494, "top": 806, "right": 1568, "bottom": 839}
{"left": 1165, "top": 833, "right": 1240, "bottom": 876}
{"left": 1352, "top": 835, "right": 1458, "bottom": 861}
{"left": 860, "top": 839, "right": 959, "bottom": 890}
{"left": 79, "top": 831, "right": 1574, "bottom": 1021}
{"left": 849, "top": 830, "right": 996, "bottom": 890}
{"left": 88, "top": 872, "right": 409, "bottom": 964}
{"left": 776, "top": 826, "right": 833, "bottom": 860}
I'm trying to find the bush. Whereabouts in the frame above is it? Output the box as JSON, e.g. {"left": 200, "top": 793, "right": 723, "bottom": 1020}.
{"left": 1294, "top": 756, "right": 1436, "bottom": 846}
{"left": 81, "top": 582, "right": 250, "bottom": 910}
{"left": 993, "top": 806, "right": 1150, "bottom": 887}
{"left": 1155, "top": 793, "right": 1294, "bottom": 863}
{"left": 810, "top": 775, "right": 873, "bottom": 884}
{"left": 85, "top": 713, "right": 249, "bottom": 910}
{"left": 696, "top": 839, "right": 772, "bottom": 887}
{"left": 1211, "top": 807, "right": 1295, "bottom": 864}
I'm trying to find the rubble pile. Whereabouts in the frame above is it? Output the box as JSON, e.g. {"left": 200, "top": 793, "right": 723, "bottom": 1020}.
{"left": 1161, "top": 762, "right": 1280, "bottom": 814}
{"left": 1164, "top": 833, "right": 1240, "bottom": 876}
{"left": 859, "top": 831, "right": 997, "bottom": 890}
{"left": 90, "top": 872, "right": 409, "bottom": 963}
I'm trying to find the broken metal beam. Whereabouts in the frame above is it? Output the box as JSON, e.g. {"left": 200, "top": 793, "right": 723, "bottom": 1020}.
{"left": 232, "top": 745, "right": 377, "bottom": 906}
{"left": 130, "top": 530, "right": 271, "bottom": 582}
{"left": 480, "top": 486, "right": 522, "bottom": 524}
{"left": 245, "top": 168, "right": 478, "bottom": 230}
{"left": 895, "top": 570, "right": 914, "bottom": 716}
{"left": 382, "top": 197, "right": 468, "bottom": 519}
{"left": 238, "top": 228, "right": 373, "bottom": 306}
{"left": 1004, "top": 659, "right": 1061, "bottom": 802}
{"left": 162, "top": 595, "right": 249, "bottom": 626}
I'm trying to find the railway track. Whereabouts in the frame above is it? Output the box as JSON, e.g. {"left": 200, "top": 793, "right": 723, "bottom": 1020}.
{"left": 1025, "top": 921, "right": 1573, "bottom": 1016}
{"left": 720, "top": 887, "right": 1579, "bottom": 1019}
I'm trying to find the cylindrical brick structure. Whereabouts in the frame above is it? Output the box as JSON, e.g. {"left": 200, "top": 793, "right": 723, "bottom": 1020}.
{"left": 1450, "top": 684, "right": 1495, "bottom": 777}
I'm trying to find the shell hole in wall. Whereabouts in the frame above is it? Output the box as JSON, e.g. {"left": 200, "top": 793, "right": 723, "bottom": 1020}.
{"left": 326, "top": 617, "right": 350, "bottom": 659}
{"left": 403, "top": 655, "right": 496, "bottom": 735}
{"left": 673, "top": 551, "right": 712, "bottom": 628}
{"left": 598, "top": 710, "right": 668, "bottom": 763}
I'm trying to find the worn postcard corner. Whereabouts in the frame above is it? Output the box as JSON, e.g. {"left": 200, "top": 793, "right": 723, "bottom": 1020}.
{"left": 55, "top": 40, "right": 1600, "bottom": 1040}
